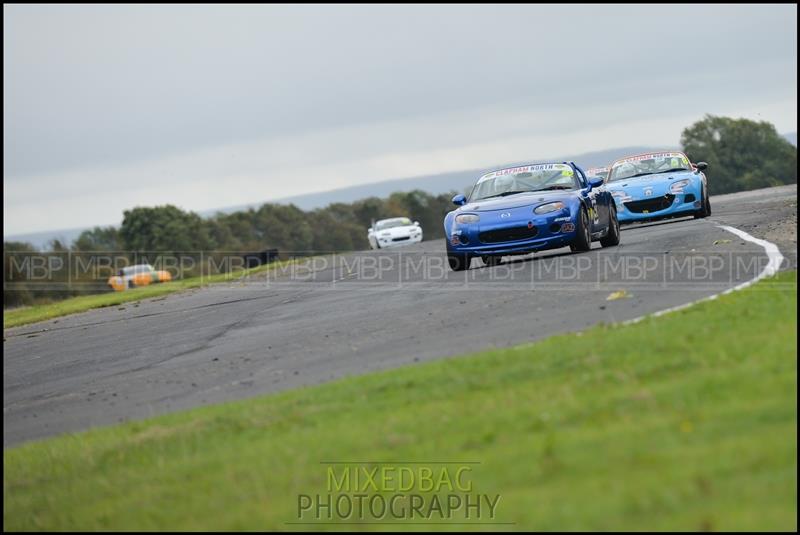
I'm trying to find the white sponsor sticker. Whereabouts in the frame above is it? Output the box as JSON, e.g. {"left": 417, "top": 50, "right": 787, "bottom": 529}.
{"left": 612, "top": 152, "right": 687, "bottom": 167}
{"left": 586, "top": 167, "right": 609, "bottom": 175}
{"left": 478, "top": 163, "right": 572, "bottom": 183}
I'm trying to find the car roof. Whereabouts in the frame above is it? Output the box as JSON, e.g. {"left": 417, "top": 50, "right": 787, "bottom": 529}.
{"left": 122, "top": 264, "right": 154, "bottom": 272}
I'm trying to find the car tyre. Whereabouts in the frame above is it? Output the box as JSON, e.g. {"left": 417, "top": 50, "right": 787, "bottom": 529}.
{"left": 481, "top": 255, "right": 503, "bottom": 267}
{"left": 600, "top": 204, "right": 620, "bottom": 247}
{"left": 694, "top": 187, "right": 711, "bottom": 219}
{"left": 569, "top": 207, "right": 592, "bottom": 252}
{"left": 448, "top": 253, "right": 471, "bottom": 271}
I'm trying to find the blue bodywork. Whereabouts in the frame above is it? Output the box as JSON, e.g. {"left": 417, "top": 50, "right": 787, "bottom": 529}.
{"left": 605, "top": 169, "right": 707, "bottom": 223}
{"left": 444, "top": 162, "right": 616, "bottom": 259}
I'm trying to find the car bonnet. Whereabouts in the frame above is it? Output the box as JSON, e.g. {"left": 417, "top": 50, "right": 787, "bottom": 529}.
{"left": 459, "top": 190, "right": 574, "bottom": 212}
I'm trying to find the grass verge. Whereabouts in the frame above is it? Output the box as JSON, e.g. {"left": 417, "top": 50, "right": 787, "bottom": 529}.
{"left": 3, "top": 259, "right": 297, "bottom": 329}
{"left": 3, "top": 271, "right": 797, "bottom": 531}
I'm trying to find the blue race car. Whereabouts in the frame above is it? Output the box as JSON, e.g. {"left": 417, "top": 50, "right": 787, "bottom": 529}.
{"left": 604, "top": 151, "right": 710, "bottom": 224}
{"left": 444, "top": 162, "right": 620, "bottom": 271}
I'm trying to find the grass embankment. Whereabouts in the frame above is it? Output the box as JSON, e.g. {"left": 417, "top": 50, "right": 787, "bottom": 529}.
{"left": 3, "top": 259, "right": 296, "bottom": 329}
{"left": 3, "top": 271, "right": 796, "bottom": 531}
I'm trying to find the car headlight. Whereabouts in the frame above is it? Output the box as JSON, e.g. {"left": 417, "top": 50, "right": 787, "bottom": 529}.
{"left": 533, "top": 201, "right": 566, "bottom": 215}
{"left": 455, "top": 214, "right": 480, "bottom": 224}
{"left": 669, "top": 179, "right": 691, "bottom": 194}
{"left": 611, "top": 191, "right": 632, "bottom": 202}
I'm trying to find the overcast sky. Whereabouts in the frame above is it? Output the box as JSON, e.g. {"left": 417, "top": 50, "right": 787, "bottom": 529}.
{"left": 4, "top": 4, "right": 797, "bottom": 235}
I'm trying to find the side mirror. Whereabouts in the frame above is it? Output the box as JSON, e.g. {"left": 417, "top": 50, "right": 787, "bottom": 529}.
{"left": 695, "top": 162, "right": 708, "bottom": 171}
{"left": 588, "top": 177, "right": 604, "bottom": 189}
{"left": 452, "top": 194, "right": 467, "bottom": 206}
{"left": 414, "top": 221, "right": 420, "bottom": 226}
{"left": 367, "top": 227, "right": 373, "bottom": 233}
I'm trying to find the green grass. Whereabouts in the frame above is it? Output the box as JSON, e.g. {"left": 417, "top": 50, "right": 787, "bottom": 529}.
{"left": 3, "top": 259, "right": 297, "bottom": 329}
{"left": 3, "top": 272, "right": 796, "bottom": 531}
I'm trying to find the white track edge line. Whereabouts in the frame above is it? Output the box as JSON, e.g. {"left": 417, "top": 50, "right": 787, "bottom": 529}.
{"left": 621, "top": 224, "right": 786, "bottom": 326}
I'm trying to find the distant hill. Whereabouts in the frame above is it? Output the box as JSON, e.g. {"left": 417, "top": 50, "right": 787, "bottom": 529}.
{"left": 4, "top": 227, "right": 88, "bottom": 251}
{"left": 0, "top": 144, "right": 683, "bottom": 249}
{"left": 204, "top": 145, "right": 667, "bottom": 215}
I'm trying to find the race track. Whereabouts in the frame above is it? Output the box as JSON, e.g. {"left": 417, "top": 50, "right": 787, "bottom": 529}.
{"left": 3, "top": 185, "right": 796, "bottom": 446}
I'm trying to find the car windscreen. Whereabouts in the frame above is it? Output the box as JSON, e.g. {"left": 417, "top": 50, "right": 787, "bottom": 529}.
{"left": 608, "top": 152, "right": 691, "bottom": 182}
{"left": 375, "top": 218, "right": 413, "bottom": 231}
{"left": 470, "top": 164, "right": 579, "bottom": 201}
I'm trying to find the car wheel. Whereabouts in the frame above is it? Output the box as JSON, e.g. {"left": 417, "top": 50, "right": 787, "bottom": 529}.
{"left": 569, "top": 208, "right": 592, "bottom": 252}
{"left": 694, "top": 187, "right": 711, "bottom": 219}
{"left": 127, "top": 280, "right": 136, "bottom": 289}
{"left": 481, "top": 255, "right": 503, "bottom": 267}
{"left": 447, "top": 253, "right": 471, "bottom": 271}
{"left": 600, "top": 204, "right": 620, "bottom": 247}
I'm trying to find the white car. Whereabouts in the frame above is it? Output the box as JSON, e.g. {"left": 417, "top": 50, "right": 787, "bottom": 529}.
{"left": 367, "top": 217, "right": 423, "bottom": 249}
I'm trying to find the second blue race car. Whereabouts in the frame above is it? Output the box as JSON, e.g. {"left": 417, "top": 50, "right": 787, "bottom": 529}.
{"left": 444, "top": 162, "right": 620, "bottom": 271}
{"left": 604, "top": 151, "right": 710, "bottom": 223}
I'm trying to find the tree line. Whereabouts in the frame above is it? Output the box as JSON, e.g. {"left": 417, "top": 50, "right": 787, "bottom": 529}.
{"left": 70, "top": 189, "right": 457, "bottom": 254}
{"left": 3, "top": 190, "right": 458, "bottom": 307}
{"left": 681, "top": 114, "right": 796, "bottom": 195}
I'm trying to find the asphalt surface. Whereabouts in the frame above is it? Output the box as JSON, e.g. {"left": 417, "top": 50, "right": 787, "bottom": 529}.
{"left": 4, "top": 185, "right": 797, "bottom": 447}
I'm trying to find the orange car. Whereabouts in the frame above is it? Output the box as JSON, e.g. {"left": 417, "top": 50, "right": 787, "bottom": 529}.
{"left": 107, "top": 264, "right": 172, "bottom": 291}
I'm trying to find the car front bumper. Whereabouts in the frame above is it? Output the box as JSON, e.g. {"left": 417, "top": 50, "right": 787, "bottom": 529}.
{"left": 448, "top": 214, "right": 578, "bottom": 256}
{"left": 375, "top": 232, "right": 424, "bottom": 248}
{"left": 616, "top": 188, "right": 702, "bottom": 223}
